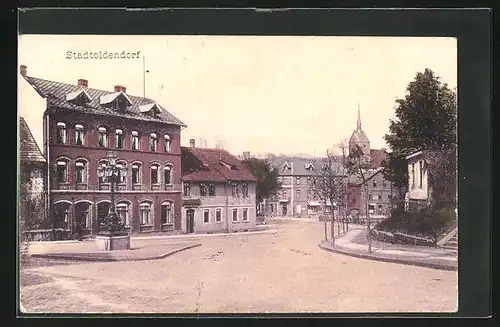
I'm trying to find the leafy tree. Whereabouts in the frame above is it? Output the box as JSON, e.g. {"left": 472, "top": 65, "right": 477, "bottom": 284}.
{"left": 383, "top": 68, "right": 457, "bottom": 189}
{"left": 241, "top": 157, "right": 281, "bottom": 208}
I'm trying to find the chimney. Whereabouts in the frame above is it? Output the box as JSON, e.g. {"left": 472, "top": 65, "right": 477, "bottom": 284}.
{"left": 189, "top": 139, "right": 195, "bottom": 148}
{"left": 77, "top": 79, "right": 88, "bottom": 88}
{"left": 120, "top": 86, "right": 127, "bottom": 93}
{"left": 114, "top": 85, "right": 121, "bottom": 92}
{"left": 20, "top": 65, "right": 27, "bottom": 77}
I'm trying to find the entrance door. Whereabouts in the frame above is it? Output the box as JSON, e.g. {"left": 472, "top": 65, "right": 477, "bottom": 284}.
{"left": 282, "top": 204, "right": 287, "bottom": 216}
{"left": 186, "top": 209, "right": 195, "bottom": 233}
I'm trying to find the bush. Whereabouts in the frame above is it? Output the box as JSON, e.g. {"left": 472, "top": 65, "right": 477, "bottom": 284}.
{"left": 376, "top": 203, "right": 456, "bottom": 244}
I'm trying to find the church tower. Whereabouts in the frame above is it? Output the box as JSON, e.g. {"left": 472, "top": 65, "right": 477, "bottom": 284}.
{"left": 349, "top": 105, "right": 371, "bottom": 156}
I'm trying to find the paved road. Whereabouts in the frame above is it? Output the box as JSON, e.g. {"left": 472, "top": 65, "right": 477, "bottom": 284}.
{"left": 20, "top": 219, "right": 458, "bottom": 313}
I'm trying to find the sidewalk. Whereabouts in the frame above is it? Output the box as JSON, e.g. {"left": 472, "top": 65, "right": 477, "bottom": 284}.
{"left": 319, "top": 227, "right": 457, "bottom": 271}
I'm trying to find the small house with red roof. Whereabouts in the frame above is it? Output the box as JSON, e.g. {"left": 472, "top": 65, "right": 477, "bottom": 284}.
{"left": 181, "top": 140, "right": 258, "bottom": 234}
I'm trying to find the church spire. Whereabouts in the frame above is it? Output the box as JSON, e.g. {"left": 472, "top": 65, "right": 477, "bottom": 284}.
{"left": 357, "top": 104, "right": 362, "bottom": 131}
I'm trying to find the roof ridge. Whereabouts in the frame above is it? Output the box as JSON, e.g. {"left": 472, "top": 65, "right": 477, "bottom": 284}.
{"left": 19, "top": 116, "right": 46, "bottom": 162}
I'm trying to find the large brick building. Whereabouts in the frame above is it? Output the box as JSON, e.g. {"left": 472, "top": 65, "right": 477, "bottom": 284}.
{"left": 20, "top": 66, "right": 186, "bottom": 236}
{"left": 181, "top": 141, "right": 258, "bottom": 233}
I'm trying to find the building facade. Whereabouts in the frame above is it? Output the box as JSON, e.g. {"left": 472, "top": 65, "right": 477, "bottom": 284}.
{"left": 19, "top": 117, "right": 47, "bottom": 229}
{"left": 21, "top": 67, "right": 186, "bottom": 236}
{"left": 181, "top": 142, "right": 258, "bottom": 233}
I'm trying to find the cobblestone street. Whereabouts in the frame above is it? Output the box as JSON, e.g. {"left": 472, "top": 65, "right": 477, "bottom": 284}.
{"left": 20, "top": 219, "right": 458, "bottom": 313}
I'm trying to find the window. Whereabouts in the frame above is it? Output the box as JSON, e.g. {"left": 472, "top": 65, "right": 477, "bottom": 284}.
{"left": 116, "top": 202, "right": 130, "bottom": 226}
{"left": 378, "top": 204, "right": 383, "bottom": 214}
{"left": 164, "top": 165, "right": 172, "bottom": 185}
{"left": 140, "top": 203, "right": 153, "bottom": 225}
{"left": 98, "top": 127, "right": 108, "bottom": 147}
{"left": 368, "top": 204, "right": 375, "bottom": 214}
{"left": 116, "top": 162, "right": 126, "bottom": 184}
{"left": 98, "top": 161, "right": 108, "bottom": 184}
{"left": 161, "top": 202, "right": 173, "bottom": 225}
{"left": 296, "top": 177, "right": 301, "bottom": 185}
{"left": 115, "top": 129, "right": 124, "bottom": 149}
{"left": 131, "top": 131, "right": 140, "bottom": 150}
{"left": 232, "top": 208, "right": 238, "bottom": 222}
{"left": 184, "top": 182, "right": 191, "bottom": 196}
{"left": 56, "top": 122, "right": 67, "bottom": 144}
{"left": 164, "top": 134, "right": 171, "bottom": 152}
{"left": 208, "top": 183, "right": 216, "bottom": 196}
{"left": 242, "top": 182, "right": 248, "bottom": 197}
{"left": 132, "top": 164, "right": 141, "bottom": 184}
{"left": 373, "top": 180, "right": 377, "bottom": 188}
{"left": 372, "top": 194, "right": 378, "bottom": 201}
{"left": 382, "top": 180, "right": 387, "bottom": 188}
{"left": 200, "top": 183, "right": 207, "bottom": 196}
{"left": 307, "top": 190, "right": 311, "bottom": 199}
{"left": 150, "top": 133, "right": 158, "bottom": 152}
{"left": 243, "top": 208, "right": 249, "bottom": 222}
{"left": 75, "top": 160, "right": 86, "bottom": 184}
{"left": 296, "top": 190, "right": 301, "bottom": 199}
{"left": 216, "top": 209, "right": 222, "bottom": 222}
{"left": 307, "top": 176, "right": 311, "bottom": 184}
{"left": 203, "top": 209, "right": 210, "bottom": 223}
{"left": 150, "top": 164, "right": 159, "bottom": 184}
{"left": 283, "top": 190, "right": 287, "bottom": 198}
{"left": 419, "top": 160, "right": 424, "bottom": 188}
{"left": 56, "top": 160, "right": 68, "bottom": 183}
{"left": 411, "top": 163, "right": 415, "bottom": 188}
{"left": 232, "top": 182, "right": 239, "bottom": 197}
{"left": 75, "top": 124, "right": 84, "bottom": 145}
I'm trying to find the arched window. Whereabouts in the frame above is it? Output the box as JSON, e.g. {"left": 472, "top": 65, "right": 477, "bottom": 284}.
{"left": 164, "top": 164, "right": 173, "bottom": 185}
{"left": 56, "top": 122, "right": 67, "bottom": 144}
{"left": 161, "top": 201, "right": 173, "bottom": 225}
{"left": 98, "top": 126, "right": 108, "bottom": 148}
{"left": 116, "top": 202, "right": 131, "bottom": 226}
{"left": 140, "top": 202, "right": 153, "bottom": 225}
{"left": 116, "top": 161, "right": 127, "bottom": 184}
{"left": 75, "top": 124, "right": 85, "bottom": 146}
{"left": 98, "top": 160, "right": 109, "bottom": 184}
{"left": 150, "top": 163, "right": 160, "bottom": 185}
{"left": 131, "top": 130, "right": 140, "bottom": 150}
{"left": 164, "top": 134, "right": 171, "bottom": 153}
{"left": 56, "top": 158, "right": 69, "bottom": 183}
{"left": 115, "top": 128, "right": 124, "bottom": 149}
{"left": 149, "top": 133, "right": 158, "bottom": 152}
{"left": 132, "top": 163, "right": 142, "bottom": 184}
{"left": 75, "top": 159, "right": 88, "bottom": 184}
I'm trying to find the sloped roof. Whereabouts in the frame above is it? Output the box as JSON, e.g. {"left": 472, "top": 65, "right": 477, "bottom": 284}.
{"left": 269, "top": 156, "right": 329, "bottom": 176}
{"left": 181, "top": 147, "right": 257, "bottom": 182}
{"left": 19, "top": 117, "right": 46, "bottom": 163}
{"left": 370, "top": 149, "right": 387, "bottom": 169}
{"left": 24, "top": 76, "right": 186, "bottom": 127}
{"left": 349, "top": 129, "right": 370, "bottom": 144}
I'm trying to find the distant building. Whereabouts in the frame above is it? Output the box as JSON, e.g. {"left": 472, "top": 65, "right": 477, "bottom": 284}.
{"left": 20, "top": 65, "right": 186, "bottom": 236}
{"left": 19, "top": 117, "right": 47, "bottom": 229}
{"left": 181, "top": 140, "right": 258, "bottom": 233}
{"left": 405, "top": 149, "right": 456, "bottom": 211}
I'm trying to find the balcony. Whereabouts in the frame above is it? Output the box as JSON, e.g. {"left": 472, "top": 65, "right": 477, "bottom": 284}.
{"left": 75, "top": 183, "right": 88, "bottom": 191}
{"left": 116, "top": 184, "right": 127, "bottom": 191}
{"left": 132, "top": 184, "right": 142, "bottom": 191}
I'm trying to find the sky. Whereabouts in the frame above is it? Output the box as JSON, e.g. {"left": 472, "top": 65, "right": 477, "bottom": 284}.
{"left": 18, "top": 35, "right": 457, "bottom": 157}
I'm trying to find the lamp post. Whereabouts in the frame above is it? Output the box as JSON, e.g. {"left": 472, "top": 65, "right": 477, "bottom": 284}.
{"left": 96, "top": 151, "right": 128, "bottom": 235}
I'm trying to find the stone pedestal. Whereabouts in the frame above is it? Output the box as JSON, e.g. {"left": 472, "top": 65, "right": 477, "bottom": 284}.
{"left": 95, "top": 234, "right": 130, "bottom": 251}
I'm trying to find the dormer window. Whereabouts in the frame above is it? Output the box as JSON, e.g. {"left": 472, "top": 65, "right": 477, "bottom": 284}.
{"left": 115, "top": 129, "right": 124, "bottom": 149}
{"left": 150, "top": 133, "right": 158, "bottom": 152}
{"left": 139, "top": 103, "right": 161, "bottom": 117}
{"left": 98, "top": 127, "right": 108, "bottom": 148}
{"left": 99, "top": 92, "right": 132, "bottom": 111}
{"left": 305, "top": 163, "right": 314, "bottom": 171}
{"left": 75, "top": 124, "right": 85, "bottom": 145}
{"left": 66, "top": 89, "right": 92, "bottom": 106}
{"left": 283, "top": 162, "right": 291, "bottom": 171}
{"left": 56, "top": 122, "right": 67, "bottom": 144}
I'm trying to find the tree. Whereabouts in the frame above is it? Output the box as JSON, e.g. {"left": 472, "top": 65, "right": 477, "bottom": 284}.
{"left": 346, "top": 144, "right": 374, "bottom": 252}
{"left": 241, "top": 157, "right": 281, "bottom": 211}
{"left": 310, "top": 151, "right": 348, "bottom": 246}
{"left": 383, "top": 68, "right": 457, "bottom": 191}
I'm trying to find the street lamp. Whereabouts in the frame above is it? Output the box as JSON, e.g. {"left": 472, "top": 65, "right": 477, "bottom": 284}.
{"left": 97, "top": 151, "right": 128, "bottom": 235}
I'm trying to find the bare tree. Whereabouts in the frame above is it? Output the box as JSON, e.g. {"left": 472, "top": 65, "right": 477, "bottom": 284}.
{"left": 215, "top": 137, "right": 225, "bottom": 150}
{"left": 310, "top": 150, "right": 348, "bottom": 246}
{"left": 346, "top": 144, "right": 374, "bottom": 253}
{"left": 198, "top": 137, "right": 208, "bottom": 148}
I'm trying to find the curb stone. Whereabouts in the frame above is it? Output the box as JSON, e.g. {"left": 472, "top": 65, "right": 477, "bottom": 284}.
{"left": 30, "top": 243, "right": 201, "bottom": 262}
{"left": 318, "top": 242, "right": 457, "bottom": 271}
